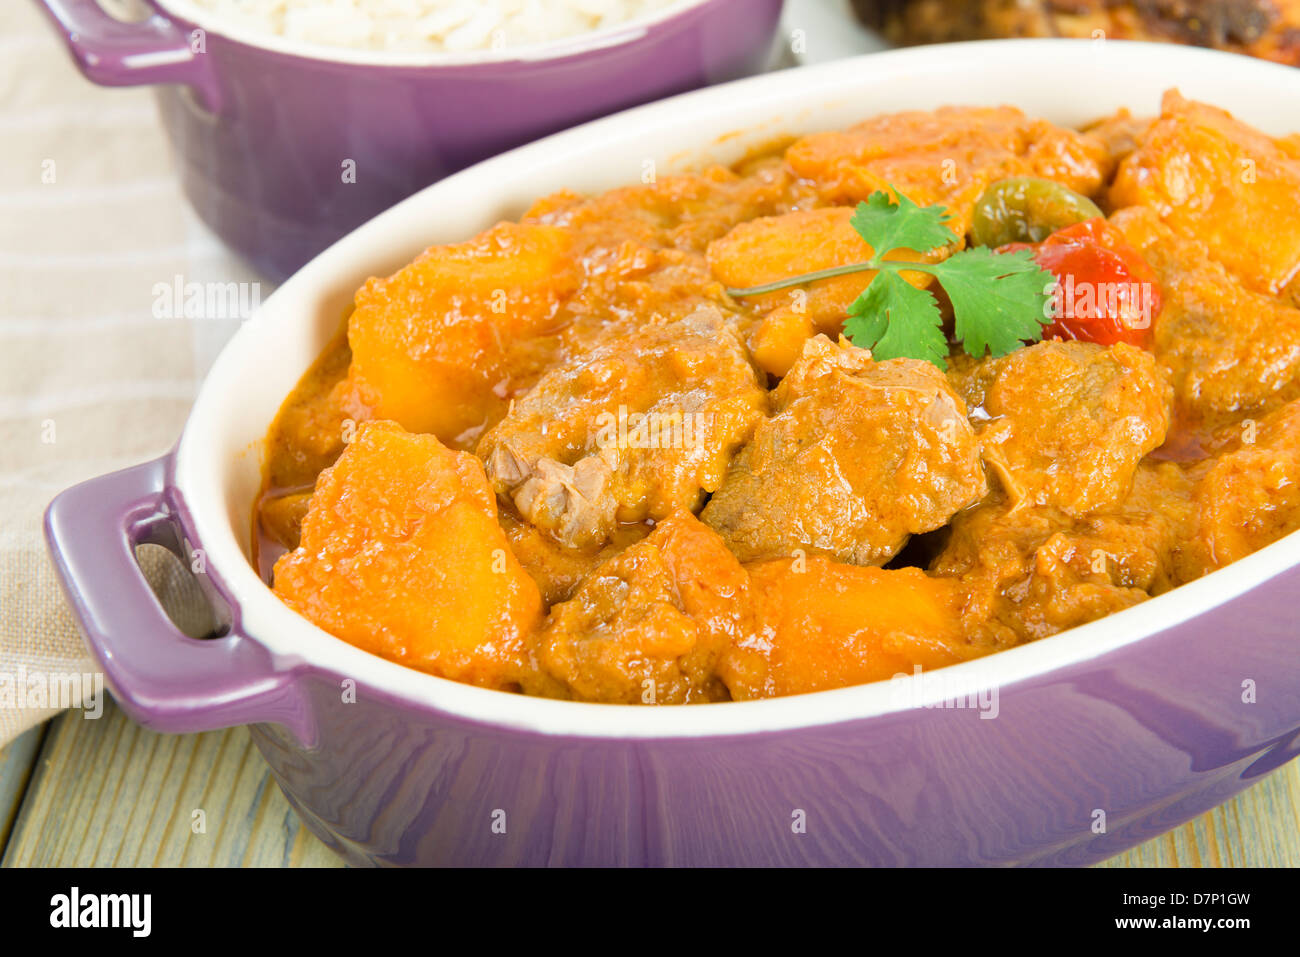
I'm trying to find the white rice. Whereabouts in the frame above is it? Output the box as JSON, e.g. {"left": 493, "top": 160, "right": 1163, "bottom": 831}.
{"left": 184, "top": 0, "right": 691, "bottom": 53}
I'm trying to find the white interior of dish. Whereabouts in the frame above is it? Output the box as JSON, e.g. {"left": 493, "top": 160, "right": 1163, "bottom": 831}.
{"left": 176, "top": 39, "right": 1300, "bottom": 737}
{"left": 151, "top": 0, "right": 714, "bottom": 65}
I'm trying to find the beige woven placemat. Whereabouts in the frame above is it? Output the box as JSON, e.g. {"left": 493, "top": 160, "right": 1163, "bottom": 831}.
{"left": 0, "top": 1, "right": 260, "bottom": 745}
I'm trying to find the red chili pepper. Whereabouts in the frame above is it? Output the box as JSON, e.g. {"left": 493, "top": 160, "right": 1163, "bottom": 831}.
{"left": 1000, "top": 218, "right": 1162, "bottom": 348}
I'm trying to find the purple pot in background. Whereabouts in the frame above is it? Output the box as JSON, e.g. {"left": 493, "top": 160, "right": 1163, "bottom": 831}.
{"left": 34, "top": 0, "right": 785, "bottom": 280}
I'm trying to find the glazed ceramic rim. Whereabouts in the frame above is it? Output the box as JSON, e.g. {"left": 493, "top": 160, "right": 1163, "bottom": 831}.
{"left": 152, "top": 0, "right": 718, "bottom": 66}
{"left": 176, "top": 39, "right": 1300, "bottom": 739}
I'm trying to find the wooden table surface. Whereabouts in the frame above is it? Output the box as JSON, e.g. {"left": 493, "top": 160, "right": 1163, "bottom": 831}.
{"left": 2, "top": 700, "right": 1297, "bottom": 867}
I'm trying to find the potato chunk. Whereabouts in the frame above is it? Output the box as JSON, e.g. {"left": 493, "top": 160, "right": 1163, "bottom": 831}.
{"left": 952, "top": 340, "right": 1172, "bottom": 515}
{"left": 786, "top": 106, "right": 1106, "bottom": 237}
{"left": 343, "top": 222, "right": 579, "bottom": 444}
{"left": 1110, "top": 91, "right": 1300, "bottom": 301}
{"left": 272, "top": 421, "right": 543, "bottom": 690}
{"left": 707, "top": 206, "right": 948, "bottom": 376}
{"left": 702, "top": 335, "right": 987, "bottom": 565}
{"left": 523, "top": 512, "right": 751, "bottom": 704}
{"left": 720, "top": 557, "right": 994, "bottom": 700}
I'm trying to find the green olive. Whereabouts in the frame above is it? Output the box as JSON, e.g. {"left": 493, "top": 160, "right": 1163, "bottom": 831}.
{"left": 970, "top": 177, "right": 1103, "bottom": 247}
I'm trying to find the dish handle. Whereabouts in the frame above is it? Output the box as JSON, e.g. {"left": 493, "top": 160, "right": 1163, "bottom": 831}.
{"left": 44, "top": 455, "right": 314, "bottom": 745}
{"left": 34, "top": 0, "right": 221, "bottom": 109}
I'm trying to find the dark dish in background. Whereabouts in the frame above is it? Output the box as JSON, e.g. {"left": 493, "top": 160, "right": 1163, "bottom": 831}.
{"left": 853, "top": 0, "right": 1300, "bottom": 65}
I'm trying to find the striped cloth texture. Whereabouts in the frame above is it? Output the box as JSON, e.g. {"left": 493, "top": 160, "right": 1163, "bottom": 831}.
{"left": 0, "top": 1, "right": 263, "bottom": 745}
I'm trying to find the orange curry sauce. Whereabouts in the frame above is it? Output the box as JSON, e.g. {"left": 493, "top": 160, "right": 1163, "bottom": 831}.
{"left": 255, "top": 91, "right": 1300, "bottom": 703}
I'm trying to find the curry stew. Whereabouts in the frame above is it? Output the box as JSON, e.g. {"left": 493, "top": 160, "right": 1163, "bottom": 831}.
{"left": 257, "top": 90, "right": 1300, "bottom": 703}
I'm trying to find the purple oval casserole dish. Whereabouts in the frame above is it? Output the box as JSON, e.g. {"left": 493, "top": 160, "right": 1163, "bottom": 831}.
{"left": 45, "top": 40, "right": 1300, "bottom": 867}
{"left": 33, "top": 0, "right": 784, "bottom": 281}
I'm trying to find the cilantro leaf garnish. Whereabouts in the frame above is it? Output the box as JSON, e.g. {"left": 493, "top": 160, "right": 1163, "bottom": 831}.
{"left": 930, "top": 246, "right": 1054, "bottom": 359}
{"left": 848, "top": 189, "right": 959, "bottom": 261}
{"left": 844, "top": 270, "right": 948, "bottom": 367}
{"left": 724, "top": 188, "right": 1056, "bottom": 368}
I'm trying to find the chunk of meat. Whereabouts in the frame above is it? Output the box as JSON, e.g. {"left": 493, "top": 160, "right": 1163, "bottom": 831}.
{"left": 1110, "top": 205, "right": 1300, "bottom": 421}
{"left": 951, "top": 340, "right": 1172, "bottom": 514}
{"left": 1179, "top": 398, "right": 1300, "bottom": 579}
{"left": 258, "top": 489, "right": 311, "bottom": 552}
{"left": 707, "top": 206, "right": 949, "bottom": 377}
{"left": 517, "top": 165, "right": 817, "bottom": 356}
{"left": 272, "top": 421, "right": 543, "bottom": 690}
{"left": 264, "top": 329, "right": 354, "bottom": 490}
{"left": 524, "top": 163, "right": 815, "bottom": 256}
{"left": 257, "top": 329, "right": 353, "bottom": 554}
{"left": 1110, "top": 90, "right": 1300, "bottom": 301}
{"left": 932, "top": 462, "right": 1195, "bottom": 641}
{"left": 786, "top": 105, "right": 1107, "bottom": 236}
{"left": 342, "top": 222, "right": 580, "bottom": 445}
{"left": 500, "top": 513, "right": 650, "bottom": 606}
{"left": 553, "top": 240, "right": 730, "bottom": 338}
{"left": 478, "top": 307, "right": 767, "bottom": 548}
{"left": 720, "top": 556, "right": 1001, "bottom": 700}
{"left": 523, "top": 511, "right": 752, "bottom": 704}
{"left": 701, "top": 336, "right": 987, "bottom": 564}
{"left": 1080, "top": 108, "right": 1154, "bottom": 176}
